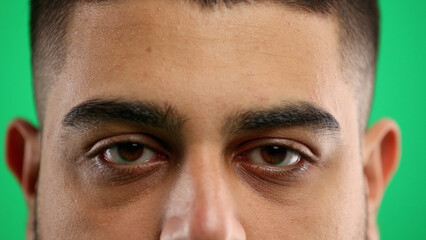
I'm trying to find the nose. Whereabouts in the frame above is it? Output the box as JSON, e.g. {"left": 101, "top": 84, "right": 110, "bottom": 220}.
{"left": 160, "top": 148, "right": 246, "bottom": 240}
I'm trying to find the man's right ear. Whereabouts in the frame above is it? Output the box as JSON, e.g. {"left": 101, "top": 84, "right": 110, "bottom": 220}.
{"left": 6, "top": 119, "right": 40, "bottom": 203}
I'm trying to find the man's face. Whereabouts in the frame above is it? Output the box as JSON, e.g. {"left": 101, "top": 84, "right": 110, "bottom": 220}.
{"left": 37, "top": 0, "right": 366, "bottom": 239}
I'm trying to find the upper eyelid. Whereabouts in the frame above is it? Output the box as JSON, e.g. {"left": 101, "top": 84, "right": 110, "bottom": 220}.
{"left": 85, "top": 134, "right": 318, "bottom": 164}
{"left": 86, "top": 134, "right": 167, "bottom": 158}
{"left": 233, "top": 138, "right": 318, "bottom": 163}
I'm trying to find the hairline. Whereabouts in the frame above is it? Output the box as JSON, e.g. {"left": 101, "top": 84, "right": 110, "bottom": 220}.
{"left": 31, "top": 0, "right": 377, "bottom": 131}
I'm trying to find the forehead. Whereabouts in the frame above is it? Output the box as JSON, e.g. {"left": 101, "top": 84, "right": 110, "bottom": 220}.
{"left": 47, "top": 0, "right": 357, "bottom": 138}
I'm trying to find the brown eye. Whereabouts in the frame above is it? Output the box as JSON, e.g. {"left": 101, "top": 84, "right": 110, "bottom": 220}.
{"left": 248, "top": 145, "right": 302, "bottom": 167}
{"left": 116, "top": 143, "right": 144, "bottom": 162}
{"left": 260, "top": 146, "right": 289, "bottom": 165}
{"left": 103, "top": 142, "right": 155, "bottom": 165}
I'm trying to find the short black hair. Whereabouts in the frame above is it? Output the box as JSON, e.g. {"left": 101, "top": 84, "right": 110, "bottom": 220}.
{"left": 30, "top": 0, "right": 379, "bottom": 129}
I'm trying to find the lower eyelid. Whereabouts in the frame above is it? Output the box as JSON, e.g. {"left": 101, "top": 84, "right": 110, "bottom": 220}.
{"left": 87, "top": 155, "right": 168, "bottom": 185}
{"left": 235, "top": 156, "right": 308, "bottom": 177}
{"left": 234, "top": 161, "right": 310, "bottom": 187}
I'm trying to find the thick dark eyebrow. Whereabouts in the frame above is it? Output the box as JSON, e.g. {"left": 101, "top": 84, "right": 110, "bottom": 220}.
{"left": 62, "top": 98, "right": 186, "bottom": 137}
{"left": 223, "top": 101, "right": 340, "bottom": 135}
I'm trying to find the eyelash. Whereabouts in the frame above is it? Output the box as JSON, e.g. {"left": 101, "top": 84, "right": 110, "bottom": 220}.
{"left": 234, "top": 143, "right": 313, "bottom": 180}
{"left": 86, "top": 138, "right": 169, "bottom": 183}
{"left": 86, "top": 136, "right": 315, "bottom": 183}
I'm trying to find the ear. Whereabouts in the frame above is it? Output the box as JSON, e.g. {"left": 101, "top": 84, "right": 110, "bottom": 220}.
{"left": 363, "top": 118, "right": 401, "bottom": 239}
{"left": 6, "top": 119, "right": 40, "bottom": 239}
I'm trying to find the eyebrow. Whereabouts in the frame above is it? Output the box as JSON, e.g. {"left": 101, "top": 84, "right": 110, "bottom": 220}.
{"left": 223, "top": 101, "right": 341, "bottom": 135}
{"left": 62, "top": 98, "right": 186, "bottom": 137}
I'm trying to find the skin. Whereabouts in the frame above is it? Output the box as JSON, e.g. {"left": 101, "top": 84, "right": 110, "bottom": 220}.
{"left": 6, "top": 0, "right": 401, "bottom": 239}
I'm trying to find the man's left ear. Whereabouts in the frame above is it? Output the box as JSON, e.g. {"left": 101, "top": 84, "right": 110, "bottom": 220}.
{"left": 363, "top": 118, "right": 401, "bottom": 238}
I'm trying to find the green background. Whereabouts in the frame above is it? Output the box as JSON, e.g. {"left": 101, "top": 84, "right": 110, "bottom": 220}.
{"left": 1, "top": 0, "right": 425, "bottom": 238}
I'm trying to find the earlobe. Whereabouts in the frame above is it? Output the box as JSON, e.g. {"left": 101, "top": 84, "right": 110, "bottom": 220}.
{"left": 363, "top": 118, "right": 401, "bottom": 238}
{"left": 6, "top": 119, "right": 41, "bottom": 201}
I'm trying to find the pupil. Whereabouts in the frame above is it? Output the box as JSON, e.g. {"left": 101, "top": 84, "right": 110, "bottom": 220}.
{"left": 117, "top": 143, "right": 144, "bottom": 162}
{"left": 260, "top": 146, "right": 287, "bottom": 165}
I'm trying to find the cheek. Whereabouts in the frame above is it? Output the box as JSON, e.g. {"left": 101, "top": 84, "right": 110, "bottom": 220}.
{"left": 236, "top": 151, "right": 366, "bottom": 238}
{"left": 36, "top": 147, "right": 168, "bottom": 239}
{"left": 36, "top": 148, "right": 84, "bottom": 238}
{"left": 334, "top": 154, "right": 367, "bottom": 235}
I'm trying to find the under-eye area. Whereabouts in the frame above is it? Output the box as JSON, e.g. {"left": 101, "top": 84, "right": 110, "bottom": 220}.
{"left": 82, "top": 133, "right": 170, "bottom": 185}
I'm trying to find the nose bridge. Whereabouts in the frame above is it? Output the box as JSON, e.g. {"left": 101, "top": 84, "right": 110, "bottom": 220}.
{"left": 189, "top": 145, "right": 230, "bottom": 228}
{"left": 160, "top": 144, "right": 246, "bottom": 240}
{"left": 189, "top": 144, "right": 226, "bottom": 204}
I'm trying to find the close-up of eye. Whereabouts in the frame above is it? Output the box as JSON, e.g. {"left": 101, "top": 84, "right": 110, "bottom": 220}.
{"left": 101, "top": 142, "right": 156, "bottom": 165}
{"left": 88, "top": 133, "right": 170, "bottom": 169}
{"left": 247, "top": 145, "right": 302, "bottom": 168}
{"left": 86, "top": 138, "right": 170, "bottom": 184}
{"left": 234, "top": 140, "right": 313, "bottom": 180}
